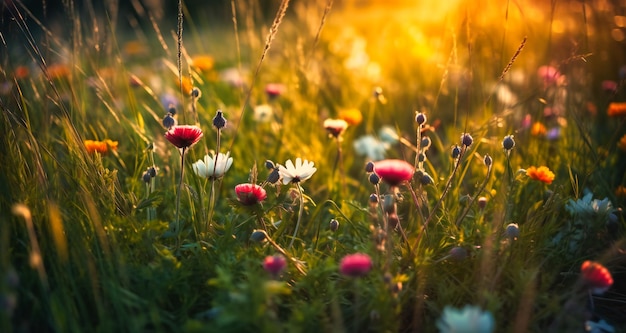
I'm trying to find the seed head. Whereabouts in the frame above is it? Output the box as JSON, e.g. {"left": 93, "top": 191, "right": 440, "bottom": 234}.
{"left": 461, "top": 133, "right": 473, "bottom": 147}
{"left": 415, "top": 112, "right": 427, "bottom": 125}
{"left": 162, "top": 113, "right": 177, "bottom": 129}
{"left": 329, "top": 219, "right": 339, "bottom": 232}
{"left": 451, "top": 145, "right": 461, "bottom": 159}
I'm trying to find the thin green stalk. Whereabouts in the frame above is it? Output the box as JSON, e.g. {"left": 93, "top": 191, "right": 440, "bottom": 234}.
{"left": 288, "top": 184, "right": 305, "bottom": 250}
{"left": 175, "top": 147, "right": 186, "bottom": 247}
{"left": 206, "top": 179, "right": 216, "bottom": 233}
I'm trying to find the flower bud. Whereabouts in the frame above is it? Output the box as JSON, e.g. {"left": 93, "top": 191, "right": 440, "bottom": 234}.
{"left": 329, "top": 219, "right": 339, "bottom": 232}
{"left": 168, "top": 104, "right": 177, "bottom": 115}
{"left": 483, "top": 154, "right": 492, "bottom": 167}
{"left": 250, "top": 229, "right": 268, "bottom": 243}
{"left": 213, "top": 110, "right": 227, "bottom": 129}
{"left": 502, "top": 135, "right": 515, "bottom": 150}
{"left": 162, "top": 113, "right": 177, "bottom": 129}
{"left": 477, "top": 196, "right": 488, "bottom": 210}
{"left": 266, "top": 168, "right": 281, "bottom": 184}
{"left": 365, "top": 161, "right": 375, "bottom": 173}
{"left": 148, "top": 166, "right": 157, "bottom": 177}
{"left": 265, "top": 160, "right": 276, "bottom": 170}
{"left": 420, "top": 136, "right": 432, "bottom": 149}
{"left": 451, "top": 145, "right": 461, "bottom": 159}
{"left": 415, "top": 112, "right": 427, "bottom": 125}
{"left": 369, "top": 173, "right": 380, "bottom": 185}
{"left": 505, "top": 223, "right": 519, "bottom": 240}
{"left": 191, "top": 87, "right": 201, "bottom": 99}
{"left": 420, "top": 172, "right": 434, "bottom": 186}
{"left": 461, "top": 133, "right": 473, "bottom": 147}
{"left": 448, "top": 246, "right": 468, "bottom": 261}
{"left": 142, "top": 171, "right": 152, "bottom": 183}
{"left": 369, "top": 193, "right": 379, "bottom": 204}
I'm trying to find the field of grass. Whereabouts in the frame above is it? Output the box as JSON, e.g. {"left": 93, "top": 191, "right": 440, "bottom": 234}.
{"left": 1, "top": 0, "right": 626, "bottom": 332}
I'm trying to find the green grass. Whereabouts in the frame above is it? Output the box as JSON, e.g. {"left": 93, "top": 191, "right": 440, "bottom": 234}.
{"left": 1, "top": 0, "right": 626, "bottom": 332}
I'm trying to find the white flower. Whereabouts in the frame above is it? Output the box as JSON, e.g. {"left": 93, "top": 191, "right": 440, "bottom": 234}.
{"left": 253, "top": 104, "right": 273, "bottom": 123}
{"left": 353, "top": 135, "right": 388, "bottom": 161}
{"left": 193, "top": 152, "right": 233, "bottom": 179}
{"left": 278, "top": 158, "right": 317, "bottom": 184}
{"left": 436, "top": 305, "right": 495, "bottom": 333}
{"left": 565, "top": 192, "right": 614, "bottom": 220}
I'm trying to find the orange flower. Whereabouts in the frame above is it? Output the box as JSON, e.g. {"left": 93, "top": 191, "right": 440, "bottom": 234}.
{"left": 175, "top": 76, "right": 194, "bottom": 95}
{"left": 526, "top": 166, "right": 555, "bottom": 184}
{"left": 46, "top": 63, "right": 71, "bottom": 80}
{"left": 338, "top": 108, "right": 363, "bottom": 126}
{"left": 616, "top": 185, "right": 626, "bottom": 198}
{"left": 123, "top": 40, "right": 148, "bottom": 57}
{"left": 618, "top": 134, "right": 626, "bottom": 152}
{"left": 191, "top": 55, "right": 214, "bottom": 72}
{"left": 608, "top": 102, "right": 626, "bottom": 117}
{"left": 530, "top": 122, "right": 547, "bottom": 136}
{"left": 84, "top": 139, "right": 118, "bottom": 154}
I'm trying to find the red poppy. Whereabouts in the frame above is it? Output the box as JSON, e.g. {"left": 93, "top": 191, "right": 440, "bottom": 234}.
{"left": 263, "top": 254, "right": 287, "bottom": 275}
{"left": 164, "top": 125, "right": 203, "bottom": 149}
{"left": 581, "top": 260, "right": 613, "bottom": 295}
{"left": 374, "top": 159, "right": 415, "bottom": 186}
{"left": 235, "top": 183, "right": 267, "bottom": 205}
{"left": 339, "top": 253, "right": 372, "bottom": 278}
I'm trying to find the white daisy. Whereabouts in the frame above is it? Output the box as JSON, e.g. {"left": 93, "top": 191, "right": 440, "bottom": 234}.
{"left": 278, "top": 158, "right": 317, "bottom": 185}
{"left": 193, "top": 152, "right": 233, "bottom": 179}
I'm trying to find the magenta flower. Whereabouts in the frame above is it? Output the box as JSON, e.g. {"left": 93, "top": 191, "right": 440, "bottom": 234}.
{"left": 373, "top": 159, "right": 414, "bottom": 186}
{"left": 235, "top": 183, "right": 267, "bottom": 206}
{"left": 339, "top": 253, "right": 373, "bottom": 278}
{"left": 263, "top": 254, "right": 287, "bottom": 276}
{"left": 165, "top": 125, "right": 203, "bottom": 149}
{"left": 537, "top": 65, "right": 561, "bottom": 85}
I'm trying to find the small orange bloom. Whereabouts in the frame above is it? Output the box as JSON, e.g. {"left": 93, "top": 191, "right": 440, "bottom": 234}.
{"left": 175, "top": 76, "right": 194, "bottom": 95}
{"left": 191, "top": 55, "right": 214, "bottom": 72}
{"left": 616, "top": 185, "right": 626, "bottom": 198}
{"left": 526, "top": 166, "right": 555, "bottom": 184}
{"left": 617, "top": 134, "right": 626, "bottom": 152}
{"left": 608, "top": 102, "right": 626, "bottom": 117}
{"left": 530, "top": 122, "right": 547, "bottom": 136}
{"left": 338, "top": 108, "right": 363, "bottom": 126}
{"left": 123, "top": 40, "right": 148, "bottom": 57}
{"left": 46, "top": 63, "right": 71, "bottom": 80}
{"left": 84, "top": 139, "right": 118, "bottom": 154}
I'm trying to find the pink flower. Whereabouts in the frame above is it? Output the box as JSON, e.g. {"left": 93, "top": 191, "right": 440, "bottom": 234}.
{"left": 164, "top": 125, "right": 203, "bottom": 149}
{"left": 373, "top": 159, "right": 414, "bottom": 186}
{"left": 537, "top": 65, "right": 561, "bottom": 85}
{"left": 339, "top": 253, "right": 372, "bottom": 278}
{"left": 265, "top": 83, "right": 286, "bottom": 98}
{"left": 235, "top": 183, "right": 267, "bottom": 205}
{"left": 263, "top": 254, "right": 287, "bottom": 275}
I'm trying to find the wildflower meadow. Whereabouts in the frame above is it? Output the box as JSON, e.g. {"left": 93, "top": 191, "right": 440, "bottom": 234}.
{"left": 2, "top": 0, "right": 626, "bottom": 332}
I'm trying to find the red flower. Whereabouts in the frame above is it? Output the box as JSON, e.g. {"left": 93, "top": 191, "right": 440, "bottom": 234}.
{"left": 235, "top": 183, "right": 267, "bottom": 206}
{"left": 165, "top": 125, "right": 203, "bottom": 149}
{"left": 263, "top": 254, "right": 287, "bottom": 275}
{"left": 373, "top": 159, "right": 415, "bottom": 186}
{"left": 339, "top": 253, "right": 372, "bottom": 278}
{"left": 581, "top": 260, "right": 613, "bottom": 295}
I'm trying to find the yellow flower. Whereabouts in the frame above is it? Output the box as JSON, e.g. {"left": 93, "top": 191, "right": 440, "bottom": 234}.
{"left": 608, "top": 102, "right": 626, "bottom": 117}
{"left": 530, "top": 122, "right": 547, "bottom": 136}
{"left": 526, "top": 166, "right": 555, "bottom": 184}
{"left": 617, "top": 134, "right": 626, "bottom": 152}
{"left": 84, "top": 140, "right": 118, "bottom": 154}
{"left": 338, "top": 108, "right": 363, "bottom": 126}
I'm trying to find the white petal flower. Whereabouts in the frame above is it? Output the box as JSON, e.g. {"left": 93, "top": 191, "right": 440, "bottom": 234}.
{"left": 353, "top": 135, "right": 388, "bottom": 161}
{"left": 278, "top": 158, "right": 317, "bottom": 185}
{"left": 436, "top": 305, "right": 494, "bottom": 333}
{"left": 193, "top": 152, "right": 233, "bottom": 179}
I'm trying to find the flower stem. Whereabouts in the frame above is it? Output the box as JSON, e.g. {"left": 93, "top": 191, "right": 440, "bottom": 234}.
{"left": 175, "top": 147, "right": 186, "bottom": 247}
{"left": 206, "top": 179, "right": 216, "bottom": 232}
{"left": 288, "top": 184, "right": 304, "bottom": 249}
